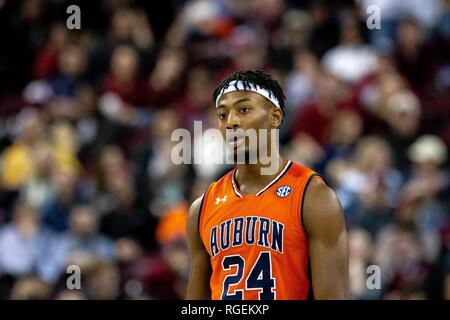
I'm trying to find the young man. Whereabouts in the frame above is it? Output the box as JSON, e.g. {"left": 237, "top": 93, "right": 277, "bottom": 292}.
{"left": 186, "top": 70, "right": 348, "bottom": 300}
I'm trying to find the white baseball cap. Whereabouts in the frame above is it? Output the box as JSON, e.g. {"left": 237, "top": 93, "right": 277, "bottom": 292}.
{"left": 408, "top": 135, "right": 448, "bottom": 165}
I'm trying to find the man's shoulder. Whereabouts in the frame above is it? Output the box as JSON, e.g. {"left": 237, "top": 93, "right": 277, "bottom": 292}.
{"left": 303, "top": 176, "right": 343, "bottom": 235}
{"left": 0, "top": 224, "right": 15, "bottom": 240}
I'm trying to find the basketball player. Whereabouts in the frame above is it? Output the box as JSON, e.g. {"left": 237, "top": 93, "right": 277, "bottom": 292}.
{"left": 186, "top": 70, "right": 348, "bottom": 300}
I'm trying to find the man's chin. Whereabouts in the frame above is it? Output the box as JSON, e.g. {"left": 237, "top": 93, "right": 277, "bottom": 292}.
{"left": 231, "top": 148, "right": 258, "bottom": 164}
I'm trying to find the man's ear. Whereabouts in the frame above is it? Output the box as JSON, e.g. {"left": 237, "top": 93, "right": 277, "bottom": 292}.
{"left": 270, "top": 106, "right": 283, "bottom": 128}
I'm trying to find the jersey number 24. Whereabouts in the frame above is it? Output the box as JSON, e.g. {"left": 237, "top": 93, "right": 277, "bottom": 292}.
{"left": 221, "top": 251, "right": 275, "bottom": 300}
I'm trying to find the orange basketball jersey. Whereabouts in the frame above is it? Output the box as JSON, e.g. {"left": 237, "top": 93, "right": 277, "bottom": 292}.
{"left": 199, "top": 160, "right": 320, "bottom": 300}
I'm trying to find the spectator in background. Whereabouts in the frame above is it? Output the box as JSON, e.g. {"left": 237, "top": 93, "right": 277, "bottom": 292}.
{"left": 394, "top": 17, "right": 440, "bottom": 95}
{"left": 0, "top": 108, "right": 45, "bottom": 192}
{"left": 51, "top": 205, "right": 115, "bottom": 280}
{"left": 89, "top": 5, "right": 154, "bottom": 81}
{"left": 32, "top": 22, "right": 70, "bottom": 79}
{"left": 371, "top": 135, "right": 448, "bottom": 299}
{"left": 9, "top": 275, "right": 52, "bottom": 300}
{"left": 405, "top": 135, "right": 449, "bottom": 219}
{"left": 284, "top": 49, "right": 319, "bottom": 113}
{"left": 247, "top": 0, "right": 285, "bottom": 28}
{"left": 375, "top": 228, "right": 430, "bottom": 299}
{"left": 102, "top": 45, "right": 147, "bottom": 108}
{"left": 156, "top": 204, "right": 191, "bottom": 299}
{"left": 43, "top": 44, "right": 89, "bottom": 121}
{"left": 47, "top": 43, "right": 87, "bottom": 99}
{"left": 19, "top": 141, "right": 54, "bottom": 211}
{"left": 382, "top": 90, "right": 422, "bottom": 175}
{"left": 322, "top": 16, "right": 377, "bottom": 84}
{"left": 0, "top": 202, "right": 55, "bottom": 283}
{"left": 150, "top": 177, "right": 212, "bottom": 299}
{"left": 330, "top": 136, "right": 402, "bottom": 231}
{"left": 156, "top": 204, "right": 188, "bottom": 247}
{"left": 41, "top": 164, "right": 85, "bottom": 232}
{"left": 217, "top": 24, "right": 268, "bottom": 78}
{"left": 316, "top": 109, "right": 363, "bottom": 176}
{"left": 85, "top": 260, "right": 121, "bottom": 300}
{"left": 94, "top": 145, "right": 130, "bottom": 206}
{"left": 114, "top": 236, "right": 180, "bottom": 299}
{"left": 292, "top": 72, "right": 351, "bottom": 147}
{"left": 435, "top": 223, "right": 450, "bottom": 299}
{"left": 132, "top": 109, "right": 194, "bottom": 217}
{"left": 72, "top": 84, "right": 104, "bottom": 166}
{"left": 270, "top": 9, "right": 313, "bottom": 71}
{"left": 401, "top": 135, "right": 449, "bottom": 262}
{"left": 358, "top": 0, "right": 443, "bottom": 49}
{"left": 176, "top": 65, "right": 214, "bottom": 131}
{"left": 307, "top": 0, "right": 340, "bottom": 59}
{"left": 49, "top": 121, "right": 82, "bottom": 177}
{"left": 288, "top": 72, "right": 359, "bottom": 167}
{"left": 114, "top": 237, "right": 147, "bottom": 298}
{"left": 98, "top": 149, "right": 158, "bottom": 250}
{"left": 352, "top": 53, "right": 407, "bottom": 128}
{"left": 348, "top": 228, "right": 377, "bottom": 299}
{"left": 147, "top": 47, "right": 185, "bottom": 108}
{"left": 99, "top": 45, "right": 153, "bottom": 152}
{"left": 0, "top": 108, "right": 46, "bottom": 221}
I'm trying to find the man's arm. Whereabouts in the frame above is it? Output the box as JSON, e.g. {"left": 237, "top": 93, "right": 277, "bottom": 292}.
{"left": 186, "top": 196, "right": 212, "bottom": 299}
{"left": 303, "top": 177, "right": 349, "bottom": 299}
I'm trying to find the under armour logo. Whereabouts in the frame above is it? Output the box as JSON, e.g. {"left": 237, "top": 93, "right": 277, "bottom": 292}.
{"left": 215, "top": 196, "right": 228, "bottom": 204}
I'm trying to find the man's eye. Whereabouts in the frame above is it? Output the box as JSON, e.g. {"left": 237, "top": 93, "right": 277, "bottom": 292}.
{"left": 218, "top": 113, "right": 227, "bottom": 120}
{"left": 240, "top": 107, "right": 250, "bottom": 113}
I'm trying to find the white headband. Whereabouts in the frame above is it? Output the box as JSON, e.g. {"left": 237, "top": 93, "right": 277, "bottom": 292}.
{"left": 215, "top": 80, "right": 281, "bottom": 109}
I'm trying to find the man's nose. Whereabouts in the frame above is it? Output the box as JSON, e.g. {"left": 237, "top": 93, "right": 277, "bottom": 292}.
{"left": 226, "top": 111, "right": 241, "bottom": 129}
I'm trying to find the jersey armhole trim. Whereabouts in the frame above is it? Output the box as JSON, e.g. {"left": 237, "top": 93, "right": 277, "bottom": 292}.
{"left": 198, "top": 182, "right": 213, "bottom": 237}
{"left": 300, "top": 173, "right": 329, "bottom": 233}
{"left": 197, "top": 191, "right": 209, "bottom": 238}
{"left": 301, "top": 173, "right": 328, "bottom": 300}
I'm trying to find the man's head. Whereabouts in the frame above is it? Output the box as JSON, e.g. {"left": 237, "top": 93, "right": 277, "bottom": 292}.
{"left": 212, "top": 70, "right": 285, "bottom": 158}
{"left": 213, "top": 69, "right": 285, "bottom": 116}
{"left": 69, "top": 205, "right": 97, "bottom": 238}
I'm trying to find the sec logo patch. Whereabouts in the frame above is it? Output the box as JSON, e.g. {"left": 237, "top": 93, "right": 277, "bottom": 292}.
{"left": 276, "top": 185, "right": 291, "bottom": 198}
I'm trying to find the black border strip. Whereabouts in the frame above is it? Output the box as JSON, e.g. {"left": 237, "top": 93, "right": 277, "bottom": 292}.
{"left": 307, "top": 259, "right": 314, "bottom": 300}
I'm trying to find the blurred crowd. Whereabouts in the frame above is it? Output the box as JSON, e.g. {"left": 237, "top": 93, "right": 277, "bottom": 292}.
{"left": 0, "top": 0, "right": 449, "bottom": 300}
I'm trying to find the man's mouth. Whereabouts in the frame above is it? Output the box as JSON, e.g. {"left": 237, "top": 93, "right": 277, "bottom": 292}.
{"left": 227, "top": 135, "right": 245, "bottom": 149}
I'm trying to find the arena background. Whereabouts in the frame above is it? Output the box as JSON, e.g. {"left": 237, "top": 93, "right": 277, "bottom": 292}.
{"left": 0, "top": 0, "right": 449, "bottom": 300}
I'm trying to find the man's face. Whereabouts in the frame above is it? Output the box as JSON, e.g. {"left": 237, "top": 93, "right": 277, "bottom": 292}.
{"left": 216, "top": 90, "right": 280, "bottom": 158}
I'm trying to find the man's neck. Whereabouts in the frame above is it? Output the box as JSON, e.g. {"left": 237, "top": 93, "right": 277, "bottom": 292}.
{"left": 234, "top": 153, "right": 286, "bottom": 195}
